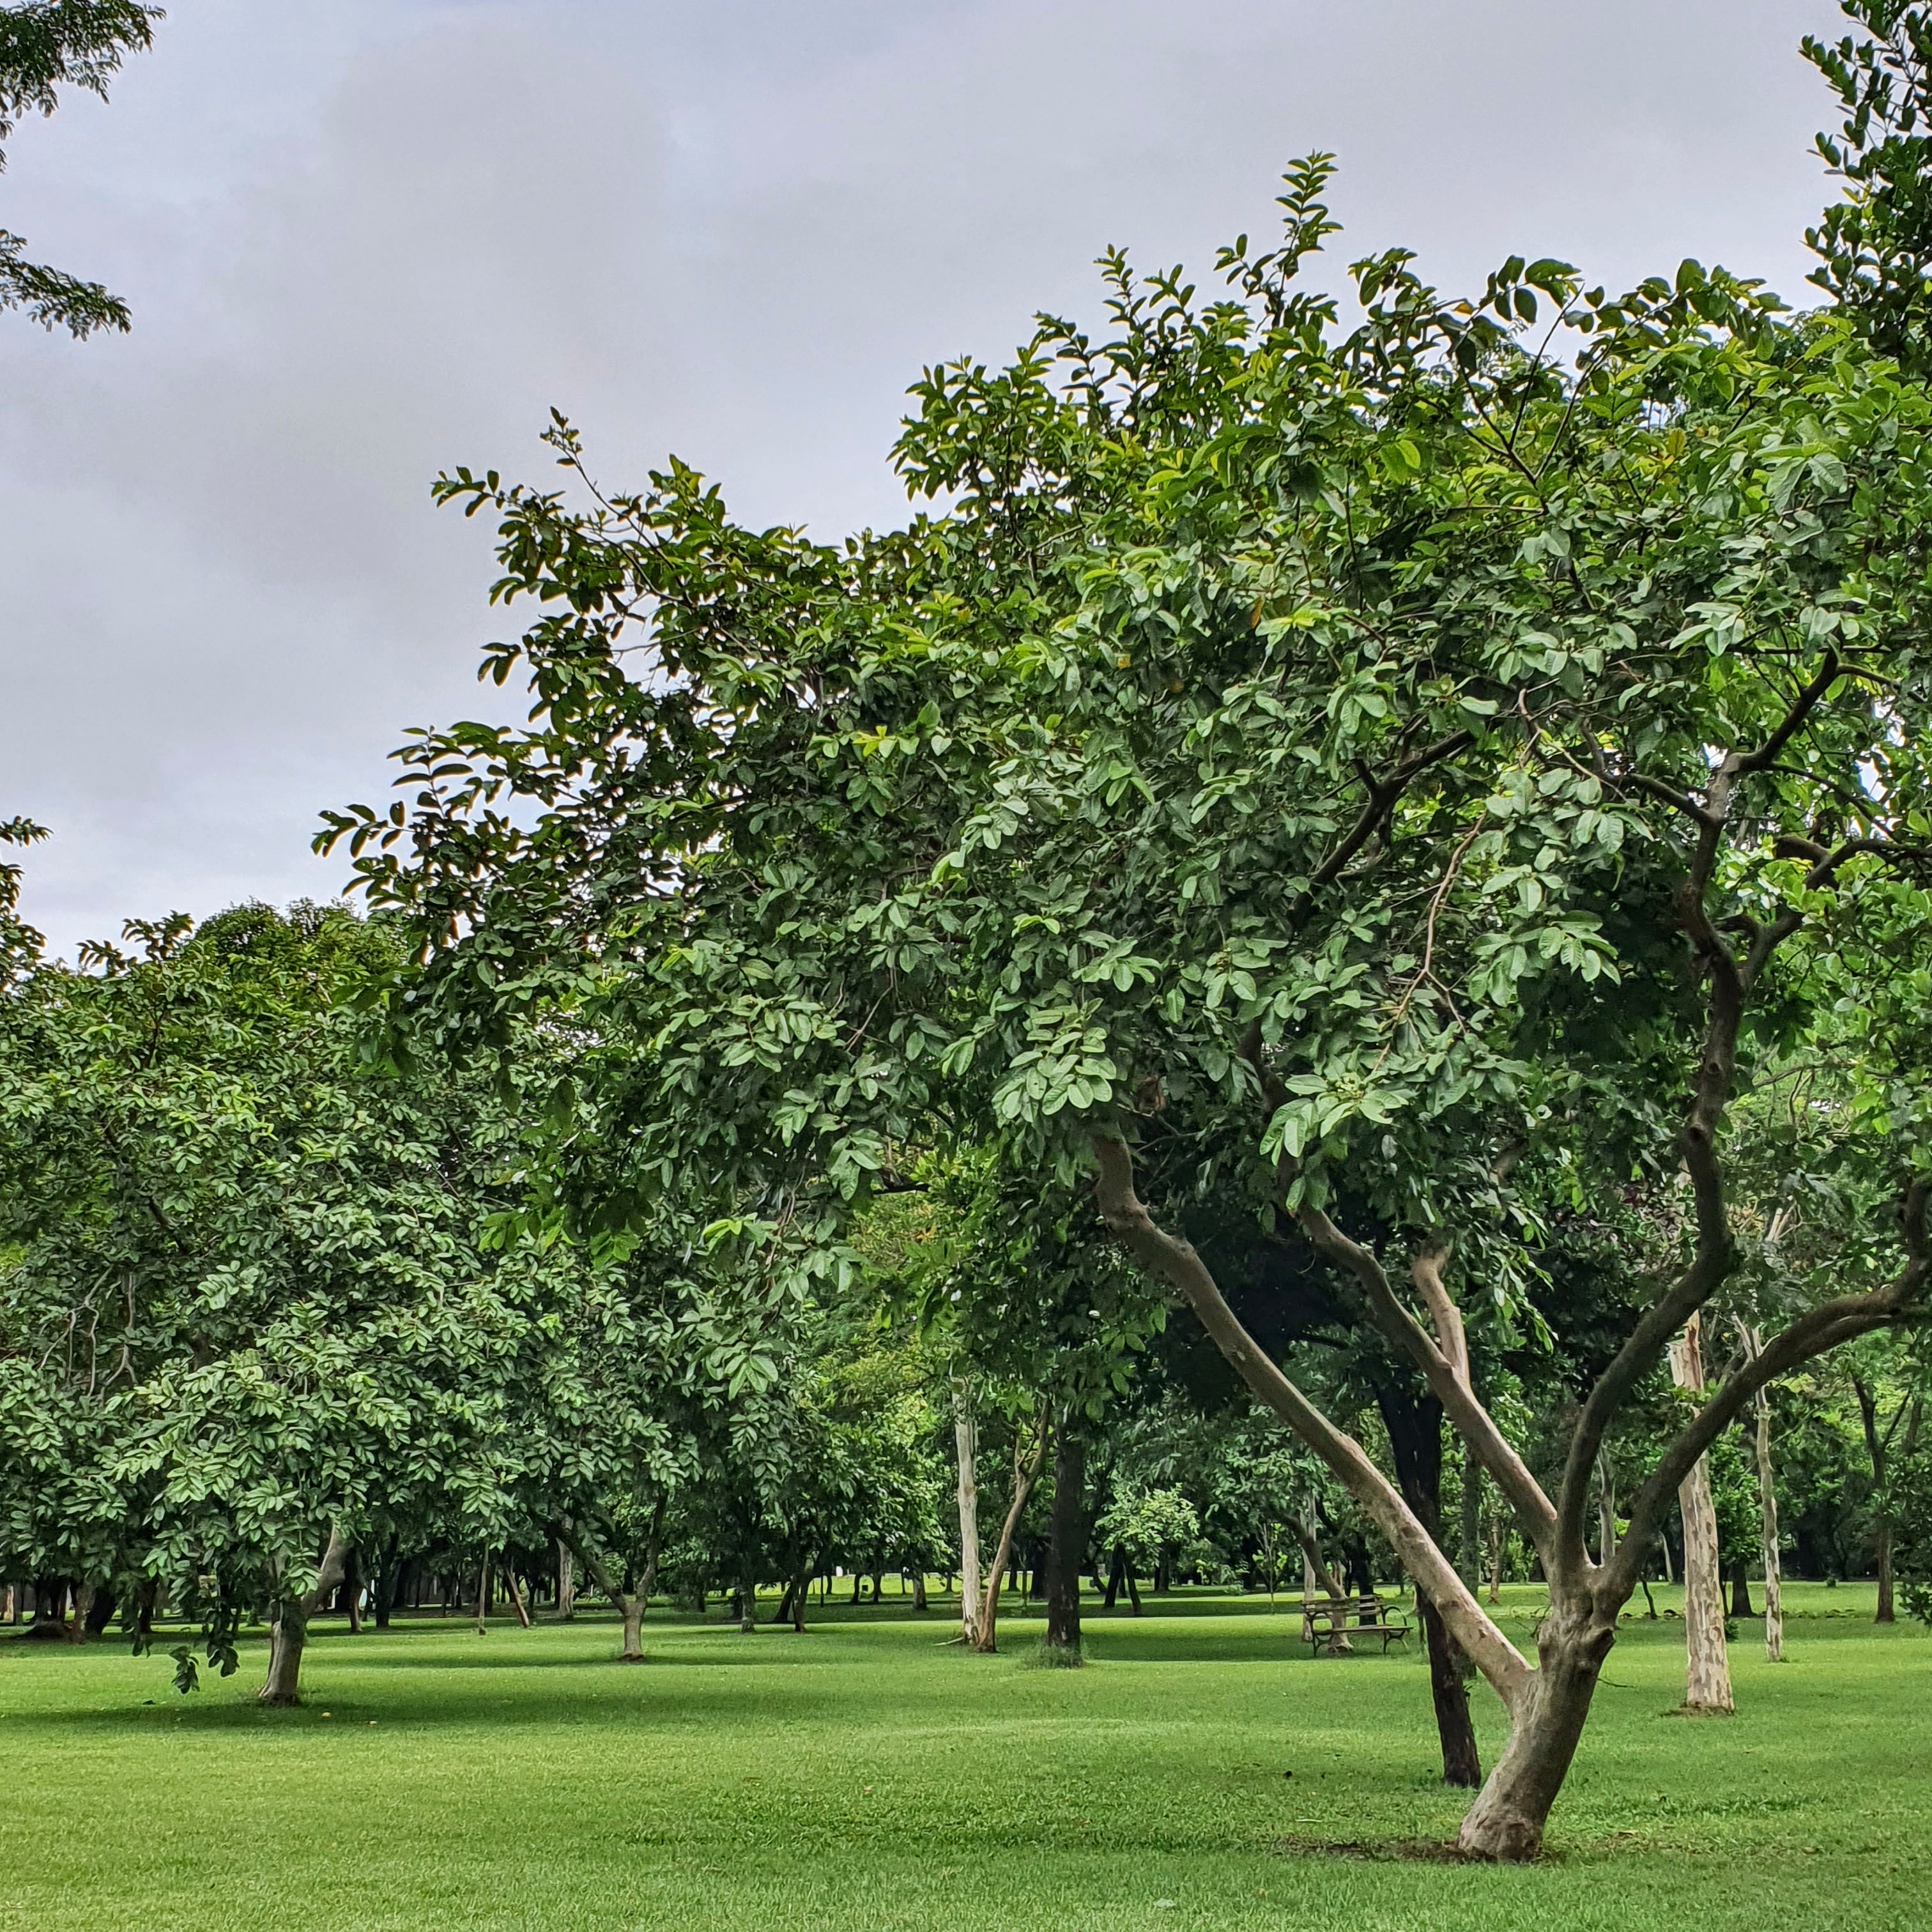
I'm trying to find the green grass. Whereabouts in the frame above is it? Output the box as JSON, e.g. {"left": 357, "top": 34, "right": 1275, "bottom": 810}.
{"left": 2, "top": 1581, "right": 1926, "bottom": 1931}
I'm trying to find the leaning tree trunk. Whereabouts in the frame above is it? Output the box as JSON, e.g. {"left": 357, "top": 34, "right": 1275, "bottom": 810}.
{"left": 1670, "top": 1316, "right": 1734, "bottom": 1713}
{"left": 954, "top": 1383, "right": 983, "bottom": 1648}
{"left": 1380, "top": 1388, "right": 1482, "bottom": 1788}
{"left": 1043, "top": 1419, "right": 1086, "bottom": 1656}
{"left": 975, "top": 1407, "right": 1050, "bottom": 1655}
{"left": 1455, "top": 1602, "right": 1619, "bottom": 1860}
{"left": 1291, "top": 1506, "right": 1353, "bottom": 1655}
{"left": 259, "top": 1529, "right": 350, "bottom": 1706}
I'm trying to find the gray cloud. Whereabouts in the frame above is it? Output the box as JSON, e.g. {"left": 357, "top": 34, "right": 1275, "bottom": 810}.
{"left": 1, "top": 0, "right": 1850, "bottom": 954}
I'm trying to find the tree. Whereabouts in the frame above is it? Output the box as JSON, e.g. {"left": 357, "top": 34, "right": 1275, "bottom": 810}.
{"left": 324, "top": 9, "right": 1932, "bottom": 1861}
{"left": 1, "top": 2, "right": 161, "bottom": 335}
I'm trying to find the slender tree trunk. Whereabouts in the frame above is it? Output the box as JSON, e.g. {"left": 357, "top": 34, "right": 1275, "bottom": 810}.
{"left": 1733, "top": 1320, "right": 1784, "bottom": 1661}
{"left": 473, "top": 1552, "right": 491, "bottom": 1636}
{"left": 1380, "top": 1389, "right": 1482, "bottom": 1788}
{"left": 954, "top": 1383, "right": 983, "bottom": 1648}
{"left": 1728, "top": 1557, "right": 1754, "bottom": 1619}
{"left": 1485, "top": 1517, "right": 1503, "bottom": 1604}
{"left": 792, "top": 1567, "right": 809, "bottom": 1633}
{"left": 505, "top": 1566, "right": 532, "bottom": 1629}
{"left": 259, "top": 1529, "right": 349, "bottom": 1706}
{"left": 976, "top": 1406, "right": 1050, "bottom": 1654}
{"left": 911, "top": 1572, "right": 928, "bottom": 1611}
{"left": 1670, "top": 1316, "right": 1734, "bottom": 1713}
{"left": 1291, "top": 1509, "right": 1353, "bottom": 1655}
{"left": 1853, "top": 1375, "right": 1897, "bottom": 1623}
{"left": 1459, "top": 1443, "right": 1483, "bottom": 1589}
{"left": 1043, "top": 1420, "right": 1085, "bottom": 1655}
{"left": 1455, "top": 1602, "right": 1618, "bottom": 1860}
{"left": 558, "top": 1544, "right": 576, "bottom": 1621}
{"left": 1596, "top": 1448, "right": 1616, "bottom": 1570}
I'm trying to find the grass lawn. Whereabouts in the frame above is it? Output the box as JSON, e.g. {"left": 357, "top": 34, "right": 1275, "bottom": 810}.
{"left": 1, "top": 1581, "right": 1925, "bottom": 1932}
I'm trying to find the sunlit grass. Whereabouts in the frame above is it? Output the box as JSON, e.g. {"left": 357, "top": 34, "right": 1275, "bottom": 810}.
{"left": 1, "top": 1581, "right": 1924, "bottom": 1931}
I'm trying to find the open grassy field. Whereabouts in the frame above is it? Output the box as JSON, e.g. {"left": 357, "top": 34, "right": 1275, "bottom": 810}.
{"left": 2, "top": 1581, "right": 1925, "bottom": 1932}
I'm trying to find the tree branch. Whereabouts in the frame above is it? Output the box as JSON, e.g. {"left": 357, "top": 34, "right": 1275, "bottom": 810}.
{"left": 1089, "top": 1133, "right": 1531, "bottom": 1706}
{"left": 1295, "top": 1203, "right": 1560, "bottom": 1568}
{"left": 1607, "top": 1179, "right": 1928, "bottom": 1598}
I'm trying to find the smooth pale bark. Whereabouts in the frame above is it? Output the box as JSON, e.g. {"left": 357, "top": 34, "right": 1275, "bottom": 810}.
{"left": 259, "top": 1529, "right": 349, "bottom": 1706}
{"left": 1669, "top": 1317, "right": 1734, "bottom": 1713}
{"left": 953, "top": 1384, "right": 983, "bottom": 1648}
{"left": 974, "top": 1409, "right": 1050, "bottom": 1654}
{"left": 1596, "top": 1449, "right": 1616, "bottom": 1570}
{"left": 1043, "top": 1422, "right": 1085, "bottom": 1654}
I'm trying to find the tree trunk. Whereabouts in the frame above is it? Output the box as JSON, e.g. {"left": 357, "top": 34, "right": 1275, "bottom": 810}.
{"left": 1455, "top": 1604, "right": 1618, "bottom": 1860}
{"left": 558, "top": 1544, "right": 576, "bottom": 1621}
{"left": 975, "top": 1406, "right": 1050, "bottom": 1654}
{"left": 474, "top": 1552, "right": 491, "bottom": 1636}
{"left": 1380, "top": 1388, "right": 1482, "bottom": 1788}
{"left": 1853, "top": 1372, "right": 1898, "bottom": 1623}
{"left": 911, "top": 1572, "right": 928, "bottom": 1611}
{"left": 259, "top": 1529, "right": 349, "bottom": 1705}
{"left": 1729, "top": 1558, "right": 1754, "bottom": 1619}
{"left": 792, "top": 1568, "right": 809, "bottom": 1633}
{"left": 505, "top": 1567, "right": 532, "bottom": 1629}
{"left": 954, "top": 1383, "right": 983, "bottom": 1648}
{"left": 1291, "top": 1508, "right": 1353, "bottom": 1655}
{"left": 84, "top": 1587, "right": 115, "bottom": 1637}
{"left": 1669, "top": 1316, "right": 1734, "bottom": 1713}
{"left": 65, "top": 1582, "right": 95, "bottom": 1645}
{"left": 1459, "top": 1442, "right": 1483, "bottom": 1588}
{"left": 1043, "top": 1420, "right": 1085, "bottom": 1655}
{"left": 618, "top": 1595, "right": 644, "bottom": 1661}
{"left": 1734, "top": 1320, "right": 1784, "bottom": 1662}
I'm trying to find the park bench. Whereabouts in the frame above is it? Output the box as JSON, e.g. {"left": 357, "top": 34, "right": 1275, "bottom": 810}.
{"left": 1298, "top": 1592, "right": 1412, "bottom": 1655}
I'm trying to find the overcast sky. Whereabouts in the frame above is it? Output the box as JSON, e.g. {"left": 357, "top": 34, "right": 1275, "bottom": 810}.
{"left": 3, "top": 0, "right": 1851, "bottom": 956}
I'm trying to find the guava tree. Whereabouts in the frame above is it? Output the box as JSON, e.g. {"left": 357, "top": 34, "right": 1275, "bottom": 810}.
{"left": 325, "top": 6, "right": 1931, "bottom": 1859}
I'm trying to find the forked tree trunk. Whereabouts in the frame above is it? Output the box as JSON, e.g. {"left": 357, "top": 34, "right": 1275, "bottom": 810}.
{"left": 259, "top": 1529, "right": 350, "bottom": 1706}
{"left": 1455, "top": 1604, "right": 1618, "bottom": 1860}
{"left": 1853, "top": 1376, "right": 1898, "bottom": 1623}
{"left": 1043, "top": 1421, "right": 1085, "bottom": 1655}
{"left": 975, "top": 1407, "right": 1050, "bottom": 1654}
{"left": 1290, "top": 1511, "right": 1353, "bottom": 1655}
{"left": 954, "top": 1384, "right": 983, "bottom": 1648}
{"left": 1669, "top": 1316, "right": 1733, "bottom": 1713}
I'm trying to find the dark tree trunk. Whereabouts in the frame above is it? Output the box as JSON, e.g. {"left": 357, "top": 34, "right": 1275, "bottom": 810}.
{"left": 27, "top": 1579, "right": 68, "bottom": 1641}
{"left": 1379, "top": 1387, "right": 1483, "bottom": 1790}
{"left": 84, "top": 1587, "right": 115, "bottom": 1636}
{"left": 911, "top": 1572, "right": 928, "bottom": 1611}
{"left": 1044, "top": 1423, "right": 1086, "bottom": 1655}
{"left": 1729, "top": 1558, "right": 1754, "bottom": 1619}
{"left": 1104, "top": 1545, "right": 1124, "bottom": 1608}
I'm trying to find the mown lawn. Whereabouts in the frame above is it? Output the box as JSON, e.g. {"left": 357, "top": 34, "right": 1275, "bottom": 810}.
{"left": 1, "top": 1581, "right": 1924, "bottom": 1932}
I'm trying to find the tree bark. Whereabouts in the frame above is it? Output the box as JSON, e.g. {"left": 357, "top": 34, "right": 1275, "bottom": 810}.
{"left": 1455, "top": 1604, "right": 1618, "bottom": 1860}
{"left": 953, "top": 1383, "right": 983, "bottom": 1648}
{"left": 259, "top": 1529, "right": 349, "bottom": 1706}
{"left": 618, "top": 1595, "right": 644, "bottom": 1661}
{"left": 1733, "top": 1314, "right": 1785, "bottom": 1664}
{"left": 1669, "top": 1316, "right": 1734, "bottom": 1713}
{"left": 474, "top": 1552, "right": 491, "bottom": 1636}
{"left": 558, "top": 1544, "right": 576, "bottom": 1621}
{"left": 505, "top": 1566, "right": 532, "bottom": 1629}
{"left": 1380, "top": 1388, "right": 1482, "bottom": 1788}
{"left": 65, "top": 1582, "right": 95, "bottom": 1645}
{"left": 975, "top": 1405, "right": 1050, "bottom": 1653}
{"left": 1853, "top": 1374, "right": 1897, "bottom": 1623}
{"left": 1043, "top": 1418, "right": 1085, "bottom": 1655}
